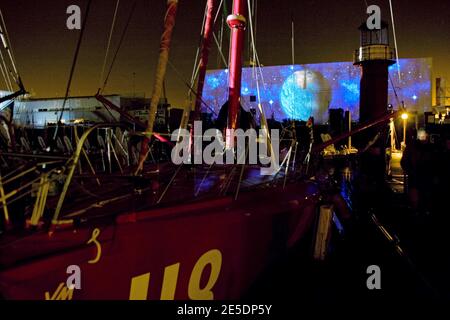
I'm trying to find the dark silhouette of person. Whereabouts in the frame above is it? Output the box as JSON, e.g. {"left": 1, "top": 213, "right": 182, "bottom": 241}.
{"left": 215, "top": 100, "right": 255, "bottom": 131}
{"left": 401, "top": 129, "right": 438, "bottom": 214}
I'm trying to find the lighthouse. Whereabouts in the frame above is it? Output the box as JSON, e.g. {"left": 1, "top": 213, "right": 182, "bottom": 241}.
{"left": 353, "top": 20, "right": 396, "bottom": 194}
{"left": 354, "top": 20, "right": 395, "bottom": 125}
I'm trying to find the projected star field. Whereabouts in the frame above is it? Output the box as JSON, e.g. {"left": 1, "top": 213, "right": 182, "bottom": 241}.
{"left": 203, "top": 58, "right": 431, "bottom": 123}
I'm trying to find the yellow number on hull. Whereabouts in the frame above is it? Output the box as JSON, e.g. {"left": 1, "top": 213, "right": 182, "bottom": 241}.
{"left": 188, "top": 249, "right": 222, "bottom": 300}
{"left": 129, "top": 273, "right": 150, "bottom": 300}
{"left": 160, "top": 263, "right": 180, "bottom": 300}
{"left": 128, "top": 249, "right": 222, "bottom": 300}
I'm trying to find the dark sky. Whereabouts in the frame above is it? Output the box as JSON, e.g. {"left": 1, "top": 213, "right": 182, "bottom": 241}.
{"left": 1, "top": 0, "right": 449, "bottom": 106}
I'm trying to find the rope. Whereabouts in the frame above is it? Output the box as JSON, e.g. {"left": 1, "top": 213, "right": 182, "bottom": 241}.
{"left": 99, "top": 0, "right": 120, "bottom": 90}
{"left": 100, "top": 0, "right": 137, "bottom": 94}
{"left": 53, "top": 0, "right": 93, "bottom": 140}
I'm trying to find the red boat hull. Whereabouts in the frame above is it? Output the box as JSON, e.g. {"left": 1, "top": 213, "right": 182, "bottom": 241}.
{"left": 0, "top": 182, "right": 319, "bottom": 300}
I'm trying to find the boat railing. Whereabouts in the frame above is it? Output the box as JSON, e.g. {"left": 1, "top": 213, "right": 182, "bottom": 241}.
{"left": 312, "top": 110, "right": 403, "bottom": 154}
{"left": 51, "top": 123, "right": 126, "bottom": 225}
{"left": 0, "top": 160, "right": 66, "bottom": 228}
{"left": 0, "top": 123, "right": 140, "bottom": 229}
{"left": 191, "top": 130, "right": 299, "bottom": 202}
{"left": 34, "top": 120, "right": 299, "bottom": 226}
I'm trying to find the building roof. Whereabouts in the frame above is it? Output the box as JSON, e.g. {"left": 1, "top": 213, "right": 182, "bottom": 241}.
{"left": 22, "top": 94, "right": 120, "bottom": 102}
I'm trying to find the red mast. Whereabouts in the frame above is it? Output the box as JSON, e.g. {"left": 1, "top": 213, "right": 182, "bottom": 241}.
{"left": 226, "top": 0, "right": 247, "bottom": 146}
{"left": 194, "top": 0, "right": 217, "bottom": 120}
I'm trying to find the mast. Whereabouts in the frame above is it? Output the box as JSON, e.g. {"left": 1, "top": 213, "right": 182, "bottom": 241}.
{"left": 194, "top": 0, "right": 217, "bottom": 121}
{"left": 226, "top": 0, "right": 247, "bottom": 146}
{"left": 137, "top": 0, "right": 178, "bottom": 172}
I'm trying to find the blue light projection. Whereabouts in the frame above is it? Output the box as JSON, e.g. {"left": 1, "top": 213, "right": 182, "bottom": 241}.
{"left": 203, "top": 58, "right": 432, "bottom": 123}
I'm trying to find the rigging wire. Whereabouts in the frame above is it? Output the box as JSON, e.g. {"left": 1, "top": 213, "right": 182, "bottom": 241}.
{"left": 246, "top": 0, "right": 279, "bottom": 172}
{"left": 189, "top": 0, "right": 226, "bottom": 101}
{"left": 241, "top": 0, "right": 266, "bottom": 95}
{"left": 168, "top": 59, "right": 217, "bottom": 116}
{"left": 389, "top": 73, "right": 402, "bottom": 107}
{"left": 99, "top": 0, "right": 120, "bottom": 90}
{"left": 0, "top": 53, "right": 14, "bottom": 92}
{"left": 100, "top": 0, "right": 137, "bottom": 94}
{"left": 0, "top": 14, "right": 15, "bottom": 91}
{"left": 211, "top": 0, "right": 227, "bottom": 69}
{"left": 0, "top": 53, "right": 12, "bottom": 92}
{"left": 252, "top": 41, "right": 266, "bottom": 91}
{"left": 213, "top": 0, "right": 224, "bottom": 24}
{"left": 215, "top": 15, "right": 226, "bottom": 68}
{"left": 213, "top": 1, "right": 228, "bottom": 69}
{"left": 247, "top": 0, "right": 254, "bottom": 63}
{"left": 290, "top": 0, "right": 296, "bottom": 120}
{"left": 388, "top": 0, "right": 401, "bottom": 82}
{"left": 254, "top": 0, "right": 257, "bottom": 47}
{"left": 249, "top": 0, "right": 258, "bottom": 80}
{"left": 246, "top": 0, "right": 264, "bottom": 117}
{"left": 213, "top": 32, "right": 228, "bottom": 68}
{"left": 189, "top": 2, "right": 208, "bottom": 90}
{"left": 243, "top": 0, "right": 266, "bottom": 92}
{"left": 0, "top": 9, "right": 19, "bottom": 80}
{"left": 53, "top": 0, "right": 93, "bottom": 140}
{"left": 0, "top": 61, "right": 9, "bottom": 91}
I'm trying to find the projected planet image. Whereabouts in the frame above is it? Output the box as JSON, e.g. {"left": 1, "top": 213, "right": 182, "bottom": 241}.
{"left": 203, "top": 58, "right": 431, "bottom": 124}
{"left": 280, "top": 70, "right": 331, "bottom": 122}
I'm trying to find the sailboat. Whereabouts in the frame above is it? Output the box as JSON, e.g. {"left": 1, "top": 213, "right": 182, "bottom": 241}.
{"left": 0, "top": 0, "right": 328, "bottom": 300}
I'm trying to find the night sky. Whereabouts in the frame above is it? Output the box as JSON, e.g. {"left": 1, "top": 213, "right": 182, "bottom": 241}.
{"left": 1, "top": 0, "right": 448, "bottom": 107}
